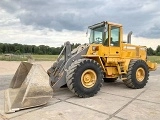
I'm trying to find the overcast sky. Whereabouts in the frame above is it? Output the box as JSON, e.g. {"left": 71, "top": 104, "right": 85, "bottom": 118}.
{"left": 0, "top": 0, "right": 160, "bottom": 49}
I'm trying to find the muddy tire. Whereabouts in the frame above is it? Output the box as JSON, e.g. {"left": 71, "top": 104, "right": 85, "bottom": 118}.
{"left": 66, "top": 58, "right": 103, "bottom": 97}
{"left": 123, "top": 60, "right": 149, "bottom": 89}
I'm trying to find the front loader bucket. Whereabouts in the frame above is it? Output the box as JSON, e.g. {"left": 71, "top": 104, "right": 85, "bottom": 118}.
{"left": 5, "top": 62, "right": 53, "bottom": 113}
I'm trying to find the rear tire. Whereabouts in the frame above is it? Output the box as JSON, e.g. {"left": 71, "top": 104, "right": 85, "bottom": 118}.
{"left": 123, "top": 60, "right": 149, "bottom": 89}
{"left": 66, "top": 58, "right": 103, "bottom": 98}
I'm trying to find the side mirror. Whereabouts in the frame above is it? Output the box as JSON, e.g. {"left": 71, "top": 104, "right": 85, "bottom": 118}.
{"left": 86, "top": 28, "right": 89, "bottom": 37}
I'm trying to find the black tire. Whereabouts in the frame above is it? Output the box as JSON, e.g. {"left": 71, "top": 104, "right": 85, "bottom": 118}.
{"left": 123, "top": 60, "right": 149, "bottom": 89}
{"left": 104, "top": 78, "right": 118, "bottom": 82}
{"left": 66, "top": 58, "right": 104, "bottom": 98}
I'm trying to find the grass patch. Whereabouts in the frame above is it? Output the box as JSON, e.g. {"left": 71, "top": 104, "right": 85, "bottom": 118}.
{"left": 0, "top": 54, "right": 58, "bottom": 61}
{"left": 0, "top": 54, "right": 28, "bottom": 61}
{"left": 32, "top": 55, "right": 58, "bottom": 61}
{"left": 148, "top": 56, "right": 160, "bottom": 64}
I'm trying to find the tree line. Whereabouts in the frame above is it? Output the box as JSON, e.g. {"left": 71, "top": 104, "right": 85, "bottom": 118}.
{"left": 0, "top": 43, "right": 81, "bottom": 55}
{"left": 147, "top": 45, "right": 160, "bottom": 56}
{"left": 0, "top": 42, "right": 160, "bottom": 56}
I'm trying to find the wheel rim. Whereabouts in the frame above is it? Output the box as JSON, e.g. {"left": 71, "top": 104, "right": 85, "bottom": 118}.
{"left": 81, "top": 69, "right": 97, "bottom": 88}
{"left": 136, "top": 67, "right": 145, "bottom": 82}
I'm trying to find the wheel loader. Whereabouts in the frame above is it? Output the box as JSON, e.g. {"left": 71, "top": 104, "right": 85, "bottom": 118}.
{"left": 5, "top": 21, "right": 157, "bottom": 113}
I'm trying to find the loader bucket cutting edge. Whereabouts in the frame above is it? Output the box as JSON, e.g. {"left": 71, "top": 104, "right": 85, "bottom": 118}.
{"left": 4, "top": 62, "right": 53, "bottom": 113}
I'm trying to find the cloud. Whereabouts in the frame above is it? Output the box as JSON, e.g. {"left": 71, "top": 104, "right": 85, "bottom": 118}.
{"left": 138, "top": 23, "right": 160, "bottom": 38}
{"left": 0, "top": 0, "right": 107, "bottom": 31}
{"left": 0, "top": 0, "right": 159, "bottom": 48}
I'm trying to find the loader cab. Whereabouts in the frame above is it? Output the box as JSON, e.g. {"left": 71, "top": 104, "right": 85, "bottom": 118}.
{"left": 89, "top": 21, "right": 122, "bottom": 56}
{"left": 89, "top": 23, "right": 105, "bottom": 44}
{"left": 89, "top": 22, "right": 105, "bottom": 44}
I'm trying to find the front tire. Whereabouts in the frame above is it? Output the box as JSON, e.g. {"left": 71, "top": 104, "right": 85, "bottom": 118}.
{"left": 66, "top": 58, "right": 103, "bottom": 98}
{"left": 123, "top": 60, "right": 149, "bottom": 89}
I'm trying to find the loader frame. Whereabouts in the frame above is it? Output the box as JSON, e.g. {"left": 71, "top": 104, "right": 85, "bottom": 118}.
{"left": 48, "top": 41, "right": 89, "bottom": 90}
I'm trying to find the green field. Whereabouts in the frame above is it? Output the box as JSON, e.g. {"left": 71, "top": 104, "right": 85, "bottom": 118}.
{"left": 0, "top": 54, "right": 160, "bottom": 63}
{"left": 32, "top": 55, "right": 58, "bottom": 61}
{"left": 0, "top": 54, "right": 58, "bottom": 61}
{"left": 147, "top": 56, "right": 160, "bottom": 64}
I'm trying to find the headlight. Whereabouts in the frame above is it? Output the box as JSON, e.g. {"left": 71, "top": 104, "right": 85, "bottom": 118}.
{"left": 92, "top": 46, "right": 99, "bottom": 51}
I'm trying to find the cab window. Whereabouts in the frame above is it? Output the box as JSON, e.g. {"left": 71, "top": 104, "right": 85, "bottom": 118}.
{"left": 89, "top": 26, "right": 104, "bottom": 44}
{"left": 110, "top": 26, "right": 120, "bottom": 46}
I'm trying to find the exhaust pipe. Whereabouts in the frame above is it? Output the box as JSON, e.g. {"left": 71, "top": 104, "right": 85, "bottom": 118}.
{"left": 127, "top": 31, "right": 133, "bottom": 44}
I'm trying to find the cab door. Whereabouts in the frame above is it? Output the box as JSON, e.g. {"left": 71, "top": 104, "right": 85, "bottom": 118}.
{"left": 108, "top": 25, "right": 121, "bottom": 56}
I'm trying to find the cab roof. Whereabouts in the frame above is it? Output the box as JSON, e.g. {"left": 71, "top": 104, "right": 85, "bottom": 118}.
{"left": 88, "top": 21, "right": 122, "bottom": 29}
